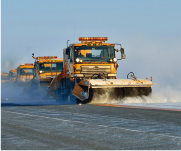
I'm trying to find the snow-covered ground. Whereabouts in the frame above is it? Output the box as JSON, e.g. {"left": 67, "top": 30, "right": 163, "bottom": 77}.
{"left": 90, "top": 88, "right": 181, "bottom": 110}
{"left": 115, "top": 102, "right": 181, "bottom": 110}
{"left": 110, "top": 91, "right": 181, "bottom": 110}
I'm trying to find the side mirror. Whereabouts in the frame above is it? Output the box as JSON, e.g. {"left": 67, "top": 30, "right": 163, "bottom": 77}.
{"left": 121, "top": 48, "right": 126, "bottom": 59}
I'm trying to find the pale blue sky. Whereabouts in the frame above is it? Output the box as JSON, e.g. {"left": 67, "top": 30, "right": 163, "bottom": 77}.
{"left": 1, "top": 0, "right": 181, "bottom": 91}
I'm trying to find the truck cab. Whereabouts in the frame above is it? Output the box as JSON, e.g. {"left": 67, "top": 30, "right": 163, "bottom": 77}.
{"left": 64, "top": 37, "right": 125, "bottom": 80}
{"left": 33, "top": 55, "right": 63, "bottom": 86}
{"left": 17, "top": 63, "right": 34, "bottom": 86}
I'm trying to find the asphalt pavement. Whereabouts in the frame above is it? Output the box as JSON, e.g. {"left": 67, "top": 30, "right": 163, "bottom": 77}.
{"left": 1, "top": 100, "right": 181, "bottom": 150}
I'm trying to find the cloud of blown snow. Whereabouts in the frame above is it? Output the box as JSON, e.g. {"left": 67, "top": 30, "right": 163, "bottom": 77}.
{"left": 1, "top": 55, "right": 29, "bottom": 73}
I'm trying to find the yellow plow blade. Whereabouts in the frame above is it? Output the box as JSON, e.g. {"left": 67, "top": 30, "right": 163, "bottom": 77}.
{"left": 89, "top": 79, "right": 156, "bottom": 88}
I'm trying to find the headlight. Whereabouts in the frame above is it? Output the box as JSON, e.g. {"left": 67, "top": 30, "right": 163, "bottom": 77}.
{"left": 76, "top": 58, "right": 80, "bottom": 62}
{"left": 40, "top": 70, "right": 43, "bottom": 73}
{"left": 113, "top": 58, "right": 117, "bottom": 62}
{"left": 110, "top": 59, "right": 113, "bottom": 62}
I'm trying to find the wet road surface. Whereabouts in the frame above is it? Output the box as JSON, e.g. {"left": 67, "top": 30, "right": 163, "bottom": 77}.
{"left": 1, "top": 98, "right": 181, "bottom": 150}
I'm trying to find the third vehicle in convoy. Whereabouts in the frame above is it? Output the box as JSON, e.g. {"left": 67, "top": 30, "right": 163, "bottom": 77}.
{"left": 9, "top": 68, "right": 17, "bottom": 83}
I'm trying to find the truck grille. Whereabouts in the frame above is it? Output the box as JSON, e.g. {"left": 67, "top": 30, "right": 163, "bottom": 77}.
{"left": 81, "top": 66, "right": 111, "bottom": 74}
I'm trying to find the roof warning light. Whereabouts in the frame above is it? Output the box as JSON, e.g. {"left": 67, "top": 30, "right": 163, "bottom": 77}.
{"left": 79, "top": 37, "right": 108, "bottom": 42}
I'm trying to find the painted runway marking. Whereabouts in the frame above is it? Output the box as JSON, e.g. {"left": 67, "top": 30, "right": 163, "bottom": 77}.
{"left": 94, "top": 104, "right": 181, "bottom": 112}
{"left": 2, "top": 110, "right": 181, "bottom": 139}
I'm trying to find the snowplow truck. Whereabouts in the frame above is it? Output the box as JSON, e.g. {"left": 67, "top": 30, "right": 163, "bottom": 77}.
{"left": 22, "top": 54, "right": 64, "bottom": 97}
{"left": 49, "top": 37, "right": 156, "bottom": 103}
{"left": 9, "top": 68, "right": 17, "bottom": 83}
{"left": 17, "top": 63, "right": 34, "bottom": 86}
{"left": 32, "top": 54, "right": 63, "bottom": 86}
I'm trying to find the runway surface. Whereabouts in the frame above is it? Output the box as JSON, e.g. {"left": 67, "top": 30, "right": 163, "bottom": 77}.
{"left": 1, "top": 97, "right": 181, "bottom": 150}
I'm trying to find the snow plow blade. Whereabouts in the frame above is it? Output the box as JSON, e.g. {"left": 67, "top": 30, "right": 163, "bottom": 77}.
{"left": 73, "top": 79, "right": 156, "bottom": 104}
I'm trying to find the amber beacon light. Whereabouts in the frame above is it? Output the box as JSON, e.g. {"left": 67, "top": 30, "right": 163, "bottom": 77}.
{"left": 43, "top": 56, "right": 57, "bottom": 59}
{"left": 24, "top": 63, "right": 33, "bottom": 65}
{"left": 79, "top": 37, "right": 108, "bottom": 41}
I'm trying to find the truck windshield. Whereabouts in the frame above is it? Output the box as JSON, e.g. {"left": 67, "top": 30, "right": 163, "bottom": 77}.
{"left": 39, "top": 63, "right": 63, "bottom": 73}
{"left": 74, "top": 46, "right": 115, "bottom": 62}
{"left": 20, "top": 69, "right": 34, "bottom": 75}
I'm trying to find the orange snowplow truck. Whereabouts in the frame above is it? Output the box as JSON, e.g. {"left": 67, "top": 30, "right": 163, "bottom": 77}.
{"left": 1, "top": 72, "right": 9, "bottom": 83}
{"left": 32, "top": 54, "right": 63, "bottom": 86}
{"left": 9, "top": 68, "right": 17, "bottom": 83}
{"left": 48, "top": 37, "right": 156, "bottom": 103}
{"left": 17, "top": 63, "right": 34, "bottom": 86}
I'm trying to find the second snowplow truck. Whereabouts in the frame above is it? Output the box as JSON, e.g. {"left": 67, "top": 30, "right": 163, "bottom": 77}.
{"left": 49, "top": 37, "right": 156, "bottom": 103}
{"left": 32, "top": 55, "right": 63, "bottom": 86}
